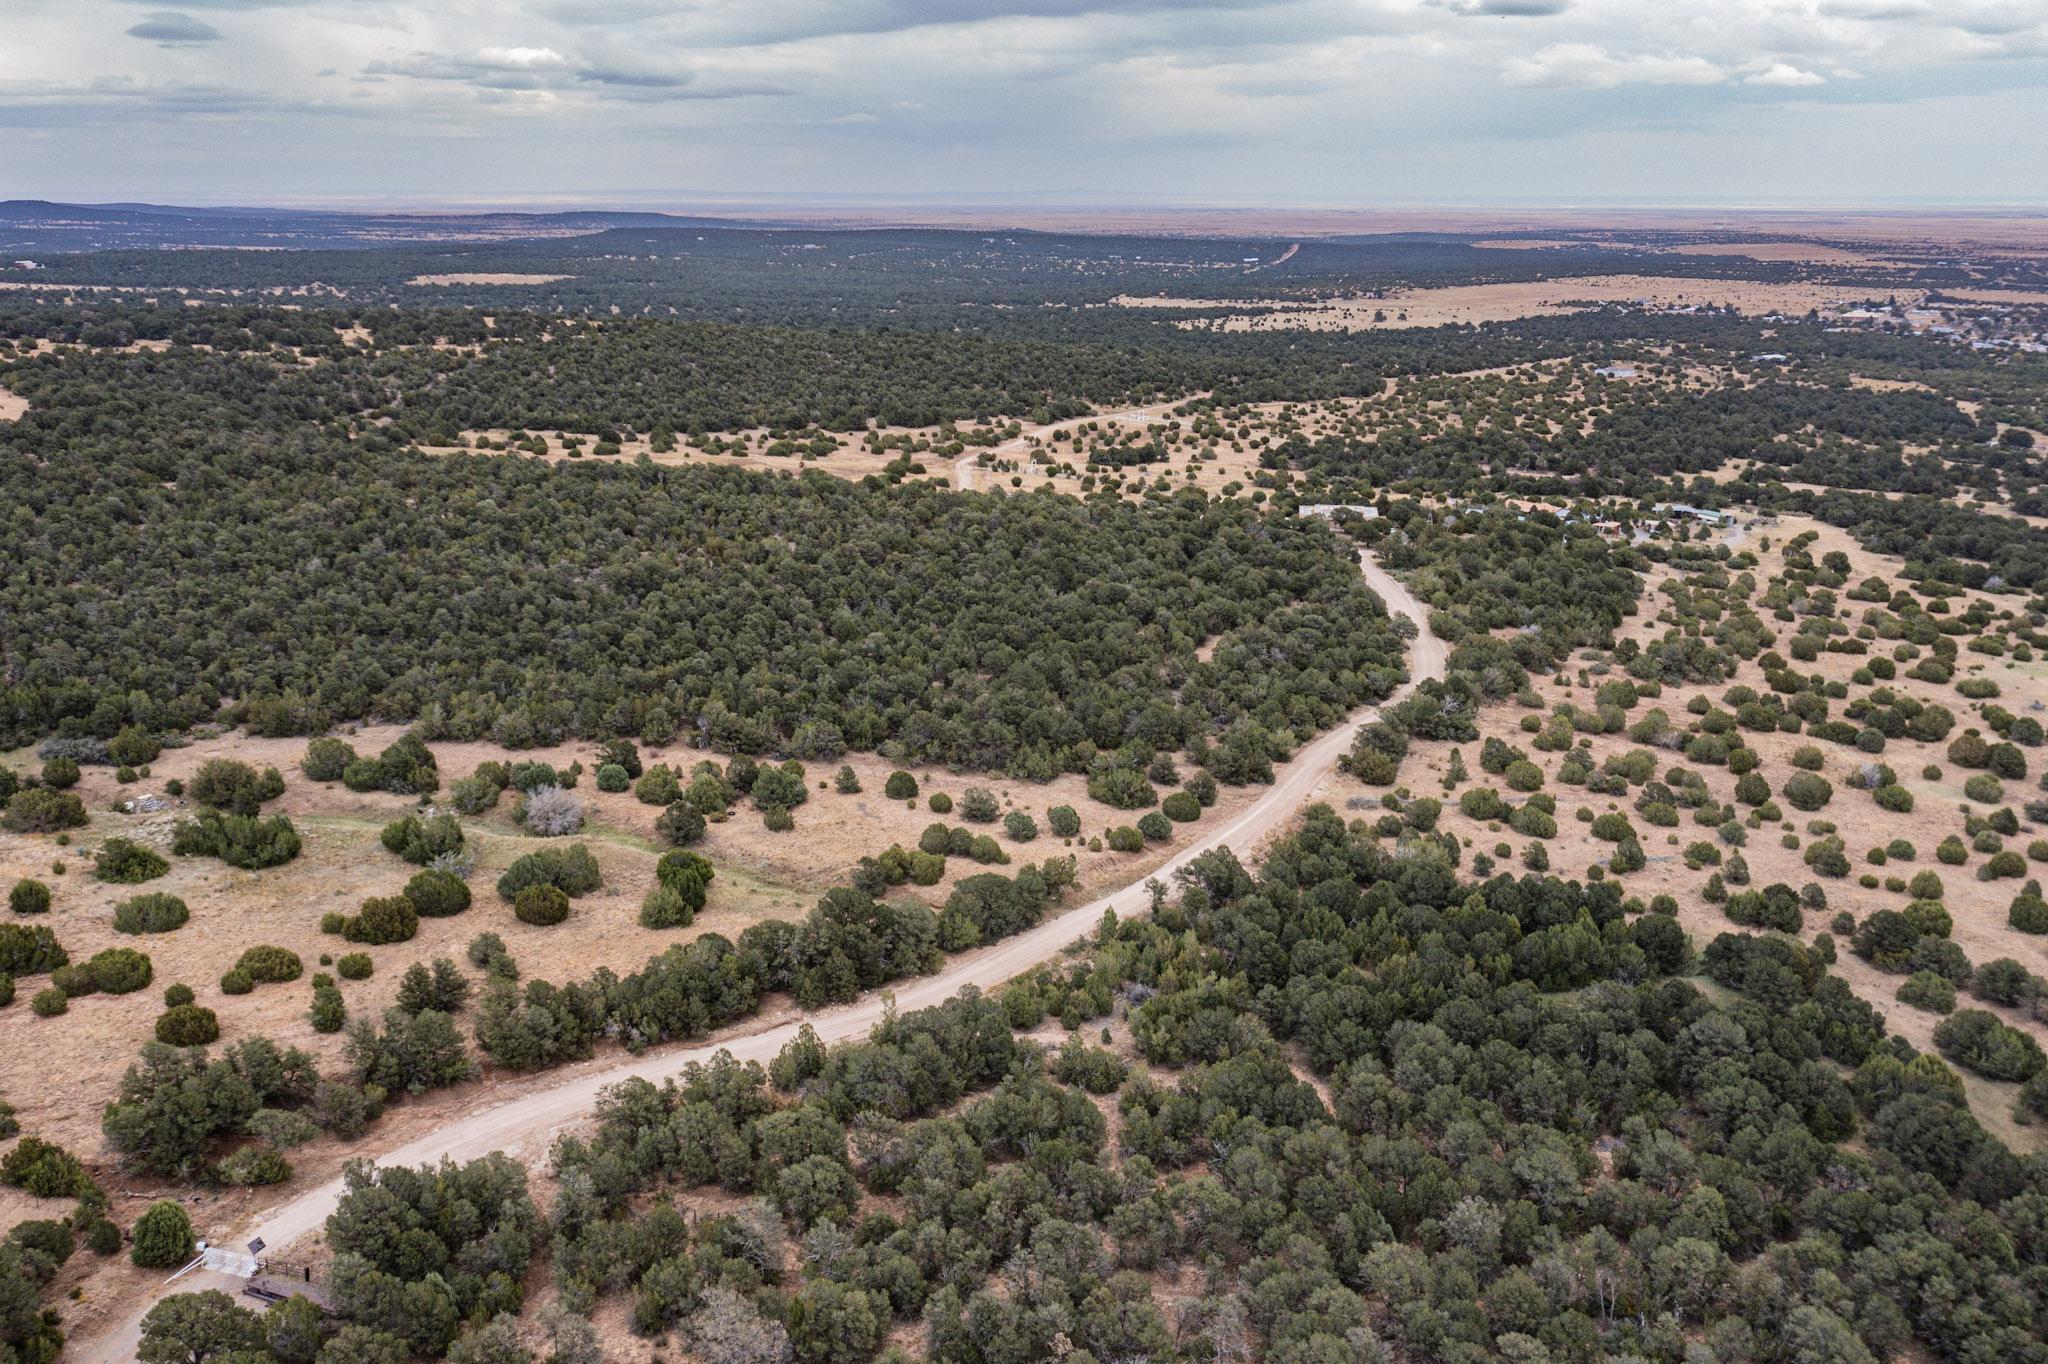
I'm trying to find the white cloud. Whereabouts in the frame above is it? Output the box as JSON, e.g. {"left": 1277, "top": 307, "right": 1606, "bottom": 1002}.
{"left": 1503, "top": 43, "right": 1725, "bottom": 89}
{"left": 477, "top": 46, "right": 567, "bottom": 69}
{"left": 1745, "top": 62, "right": 1825, "bottom": 86}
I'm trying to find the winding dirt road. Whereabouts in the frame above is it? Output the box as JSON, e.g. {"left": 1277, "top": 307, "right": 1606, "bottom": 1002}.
{"left": 80, "top": 540, "right": 1442, "bottom": 1363}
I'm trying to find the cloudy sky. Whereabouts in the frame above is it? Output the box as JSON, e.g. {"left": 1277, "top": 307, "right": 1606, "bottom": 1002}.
{"left": 3, "top": 0, "right": 2046, "bottom": 206}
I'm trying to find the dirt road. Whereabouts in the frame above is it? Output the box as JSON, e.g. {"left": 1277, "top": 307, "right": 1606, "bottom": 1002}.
{"left": 80, "top": 541, "right": 1439, "bottom": 1364}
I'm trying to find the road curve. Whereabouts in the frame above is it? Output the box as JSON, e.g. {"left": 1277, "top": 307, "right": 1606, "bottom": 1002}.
{"left": 78, "top": 542, "right": 1441, "bottom": 1364}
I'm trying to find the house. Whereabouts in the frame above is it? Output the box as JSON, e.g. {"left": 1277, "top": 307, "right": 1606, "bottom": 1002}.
{"left": 1296, "top": 503, "right": 1379, "bottom": 520}
{"left": 1655, "top": 503, "right": 1735, "bottom": 527}
{"left": 1594, "top": 365, "right": 1638, "bottom": 379}
{"left": 1749, "top": 353, "right": 1790, "bottom": 363}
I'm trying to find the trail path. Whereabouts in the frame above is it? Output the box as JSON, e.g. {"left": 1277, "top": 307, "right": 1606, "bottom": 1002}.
{"left": 952, "top": 397, "right": 1193, "bottom": 491}
{"left": 80, "top": 535, "right": 1440, "bottom": 1364}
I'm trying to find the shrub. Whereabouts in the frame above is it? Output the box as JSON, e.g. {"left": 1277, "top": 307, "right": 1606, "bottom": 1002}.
{"left": 496, "top": 845, "right": 603, "bottom": 901}
{"left": 763, "top": 804, "right": 795, "bottom": 832}
{"left": 1106, "top": 826, "right": 1144, "bottom": 852}
{"left": 219, "top": 968, "right": 253, "bottom": 995}
{"left": 655, "top": 801, "right": 707, "bottom": 847}
{"left": 302, "top": 737, "right": 356, "bottom": 782}
{"left": 639, "top": 884, "right": 696, "bottom": 930}
{"left": 1934, "top": 1008, "right": 2046, "bottom": 1082}
{"left": 93, "top": 837, "right": 168, "bottom": 884}
{"left": 40, "top": 756, "right": 79, "bottom": 790}
{"left": 514, "top": 884, "right": 571, "bottom": 926}
{"left": 0, "top": 922, "right": 67, "bottom": 976}
{"left": 130, "top": 1201, "right": 196, "bottom": 1269}
{"left": 1937, "top": 836, "right": 1968, "bottom": 865}
{"left": 1087, "top": 768, "right": 1156, "bottom": 810}
{"left": 340, "top": 734, "right": 439, "bottom": 796}
{"left": 113, "top": 893, "right": 189, "bottom": 935}
{"left": 31, "top": 987, "right": 66, "bottom": 1016}
{"left": 163, "top": 983, "right": 193, "bottom": 1007}
{"left": 449, "top": 775, "right": 501, "bottom": 815}
{"left": 1047, "top": 805, "right": 1082, "bottom": 838}
{"left": 379, "top": 814, "right": 465, "bottom": 866}
{"left": 520, "top": 785, "right": 584, "bottom": 837}
{"left": 655, "top": 848, "right": 715, "bottom": 902}
{"left": 884, "top": 771, "right": 919, "bottom": 799}
{"left": 1970, "top": 957, "right": 2045, "bottom": 1008}
{"left": 2011, "top": 890, "right": 2048, "bottom": 934}
{"left": 908, "top": 852, "right": 944, "bottom": 885}
{"left": 1964, "top": 774, "right": 2005, "bottom": 804}
{"left": 466, "top": 933, "right": 517, "bottom": 979}
{"left": 9, "top": 879, "right": 50, "bottom": 916}
{"left": 403, "top": 868, "right": 472, "bottom": 918}
{"left": 1589, "top": 813, "right": 1634, "bottom": 843}
{"left": 213, "top": 1146, "right": 291, "bottom": 1188}
{"left": 595, "top": 763, "right": 630, "bottom": 793}
{"left": 338, "top": 897, "right": 419, "bottom": 946}
{"left": 1503, "top": 760, "right": 1544, "bottom": 792}
{"left": 1979, "top": 850, "right": 2027, "bottom": 880}
{"left": 1782, "top": 773, "right": 1833, "bottom": 811}
{"left": 236, "top": 946, "right": 302, "bottom": 984}
{"left": 1897, "top": 972, "right": 1956, "bottom": 1015}
{"left": 189, "top": 759, "right": 285, "bottom": 816}
{"left": 337, "top": 953, "right": 374, "bottom": 980}
{"left": 84, "top": 947, "right": 153, "bottom": 994}
{"left": 959, "top": 787, "right": 1000, "bottom": 823}
{"left": 311, "top": 984, "right": 347, "bottom": 1034}
{"left": 171, "top": 811, "right": 301, "bottom": 869}
{"left": 1161, "top": 792, "right": 1202, "bottom": 823}
{"left": 1138, "top": 811, "right": 1173, "bottom": 841}
{"left": 155, "top": 1004, "right": 221, "bottom": 1046}
{"left": 4, "top": 788, "right": 88, "bottom": 833}
{"left": 1454, "top": 787, "right": 1501, "bottom": 821}
{"left": 749, "top": 765, "right": 809, "bottom": 812}
{"left": 0, "top": 1136, "right": 90, "bottom": 1199}
{"left": 1001, "top": 810, "right": 1039, "bottom": 842}
{"left": 927, "top": 792, "right": 953, "bottom": 814}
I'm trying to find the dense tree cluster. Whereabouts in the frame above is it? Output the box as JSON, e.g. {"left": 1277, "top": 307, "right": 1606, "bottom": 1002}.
{"left": 184, "top": 804, "right": 2036, "bottom": 1364}
{"left": 1, "top": 353, "right": 1402, "bottom": 768}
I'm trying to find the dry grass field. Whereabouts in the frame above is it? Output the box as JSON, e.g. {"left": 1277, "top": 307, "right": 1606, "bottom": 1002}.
{"left": 0, "top": 725, "right": 1272, "bottom": 1160}
{"left": 1114, "top": 274, "right": 1890, "bottom": 331}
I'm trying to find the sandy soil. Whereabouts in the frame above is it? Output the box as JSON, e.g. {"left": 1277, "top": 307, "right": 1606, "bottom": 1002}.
{"left": 0, "top": 705, "right": 1313, "bottom": 1167}
{"left": 0, "top": 387, "right": 25, "bottom": 420}
{"left": 1475, "top": 239, "right": 1903, "bottom": 266}
{"left": 1114, "top": 275, "right": 1880, "bottom": 331}
{"left": 407, "top": 273, "right": 574, "bottom": 286}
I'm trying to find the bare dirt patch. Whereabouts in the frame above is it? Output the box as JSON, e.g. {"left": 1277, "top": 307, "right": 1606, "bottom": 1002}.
{"left": 0, "top": 387, "right": 25, "bottom": 420}
{"left": 407, "top": 273, "right": 574, "bottom": 287}
{"left": 0, "top": 721, "right": 1277, "bottom": 1177}
{"left": 1115, "top": 275, "right": 1878, "bottom": 332}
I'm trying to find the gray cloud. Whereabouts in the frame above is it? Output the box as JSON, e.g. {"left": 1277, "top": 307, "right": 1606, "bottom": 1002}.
{"left": 114, "top": 0, "right": 311, "bottom": 8}
{"left": 1437, "top": 0, "right": 1572, "bottom": 15}
{"left": 125, "top": 12, "right": 223, "bottom": 44}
